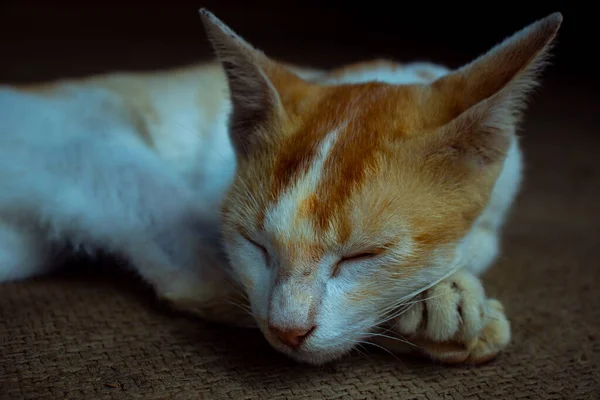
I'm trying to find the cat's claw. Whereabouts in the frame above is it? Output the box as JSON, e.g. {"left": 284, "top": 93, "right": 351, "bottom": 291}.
{"left": 384, "top": 270, "right": 511, "bottom": 364}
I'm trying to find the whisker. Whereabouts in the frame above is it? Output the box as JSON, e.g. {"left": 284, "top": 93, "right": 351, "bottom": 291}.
{"left": 357, "top": 340, "right": 403, "bottom": 362}
{"left": 363, "top": 331, "right": 418, "bottom": 348}
{"left": 375, "top": 290, "right": 450, "bottom": 327}
{"left": 207, "top": 299, "right": 253, "bottom": 315}
{"left": 375, "top": 261, "right": 469, "bottom": 327}
{"left": 353, "top": 343, "right": 372, "bottom": 361}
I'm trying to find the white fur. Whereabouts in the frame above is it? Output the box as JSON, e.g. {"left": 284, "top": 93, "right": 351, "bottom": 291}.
{"left": 221, "top": 62, "right": 523, "bottom": 364}
{"left": 0, "top": 78, "right": 234, "bottom": 299}
{"left": 264, "top": 126, "right": 341, "bottom": 244}
{"left": 0, "top": 59, "right": 521, "bottom": 365}
{"left": 0, "top": 221, "right": 50, "bottom": 280}
{"left": 456, "top": 136, "right": 523, "bottom": 276}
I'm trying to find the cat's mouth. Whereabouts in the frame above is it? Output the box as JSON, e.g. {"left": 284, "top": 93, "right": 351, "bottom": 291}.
{"left": 257, "top": 323, "right": 355, "bottom": 365}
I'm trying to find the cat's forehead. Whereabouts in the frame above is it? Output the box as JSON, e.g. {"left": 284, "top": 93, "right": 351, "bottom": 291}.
{"left": 237, "top": 80, "right": 468, "bottom": 252}
{"left": 263, "top": 86, "right": 419, "bottom": 245}
{"left": 271, "top": 84, "right": 421, "bottom": 188}
{"left": 280, "top": 80, "right": 425, "bottom": 129}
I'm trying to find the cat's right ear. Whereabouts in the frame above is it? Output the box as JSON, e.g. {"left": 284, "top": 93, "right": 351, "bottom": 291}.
{"left": 199, "top": 9, "right": 282, "bottom": 158}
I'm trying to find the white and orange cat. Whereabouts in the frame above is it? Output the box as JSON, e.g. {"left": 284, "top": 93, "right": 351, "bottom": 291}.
{"left": 0, "top": 10, "right": 562, "bottom": 365}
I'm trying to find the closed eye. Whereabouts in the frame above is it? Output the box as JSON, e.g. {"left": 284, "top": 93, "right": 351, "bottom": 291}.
{"left": 241, "top": 233, "right": 270, "bottom": 265}
{"left": 332, "top": 251, "right": 380, "bottom": 278}
{"left": 341, "top": 252, "right": 379, "bottom": 263}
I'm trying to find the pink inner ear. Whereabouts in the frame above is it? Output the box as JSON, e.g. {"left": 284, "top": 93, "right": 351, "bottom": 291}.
{"left": 440, "top": 101, "right": 513, "bottom": 169}
{"left": 414, "top": 13, "right": 562, "bottom": 172}
{"left": 200, "top": 8, "right": 286, "bottom": 157}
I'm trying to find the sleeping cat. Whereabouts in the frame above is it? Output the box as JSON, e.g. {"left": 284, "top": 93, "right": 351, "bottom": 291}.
{"left": 0, "top": 9, "right": 562, "bottom": 366}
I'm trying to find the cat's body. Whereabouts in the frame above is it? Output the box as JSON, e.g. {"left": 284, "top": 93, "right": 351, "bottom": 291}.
{"left": 0, "top": 62, "right": 453, "bottom": 280}
{"left": 0, "top": 10, "right": 561, "bottom": 366}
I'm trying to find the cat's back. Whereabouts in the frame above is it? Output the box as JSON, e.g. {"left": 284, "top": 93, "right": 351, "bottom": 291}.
{"left": 0, "top": 77, "right": 142, "bottom": 148}
{"left": 87, "top": 63, "right": 235, "bottom": 182}
{"left": 313, "top": 59, "right": 451, "bottom": 86}
{"left": 0, "top": 57, "right": 448, "bottom": 187}
{"left": 2, "top": 63, "right": 236, "bottom": 191}
{"left": 2, "top": 58, "right": 446, "bottom": 146}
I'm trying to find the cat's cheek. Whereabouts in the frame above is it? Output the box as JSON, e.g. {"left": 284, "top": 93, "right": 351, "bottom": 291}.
{"left": 223, "top": 242, "right": 273, "bottom": 320}
{"left": 320, "top": 279, "right": 377, "bottom": 331}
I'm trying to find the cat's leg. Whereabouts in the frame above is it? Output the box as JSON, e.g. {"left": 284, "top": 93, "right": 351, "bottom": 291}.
{"left": 0, "top": 86, "right": 252, "bottom": 327}
{"left": 373, "top": 139, "right": 523, "bottom": 362}
{"left": 0, "top": 128, "right": 252, "bottom": 327}
{"left": 0, "top": 220, "right": 51, "bottom": 282}
{"left": 375, "top": 269, "right": 510, "bottom": 364}
{"left": 464, "top": 137, "right": 523, "bottom": 277}
{"left": 56, "top": 139, "right": 255, "bottom": 328}
{"left": 157, "top": 261, "right": 255, "bottom": 328}
{"left": 373, "top": 218, "right": 511, "bottom": 363}
{"left": 137, "top": 220, "right": 255, "bottom": 328}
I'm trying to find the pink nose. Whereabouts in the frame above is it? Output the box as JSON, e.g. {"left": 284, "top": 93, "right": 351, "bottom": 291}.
{"left": 269, "top": 325, "right": 316, "bottom": 349}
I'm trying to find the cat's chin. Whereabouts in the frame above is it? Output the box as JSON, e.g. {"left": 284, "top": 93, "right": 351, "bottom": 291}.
{"left": 265, "top": 337, "right": 354, "bottom": 365}
{"left": 285, "top": 349, "right": 351, "bottom": 366}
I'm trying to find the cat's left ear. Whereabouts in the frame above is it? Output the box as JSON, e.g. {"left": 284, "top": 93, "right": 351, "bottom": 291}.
{"left": 199, "top": 9, "right": 282, "bottom": 158}
{"left": 428, "top": 12, "right": 563, "bottom": 170}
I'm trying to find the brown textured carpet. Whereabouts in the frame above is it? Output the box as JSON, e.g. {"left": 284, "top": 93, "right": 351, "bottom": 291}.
{"left": 1, "top": 81, "right": 599, "bottom": 399}
{"left": 0, "top": 3, "right": 599, "bottom": 395}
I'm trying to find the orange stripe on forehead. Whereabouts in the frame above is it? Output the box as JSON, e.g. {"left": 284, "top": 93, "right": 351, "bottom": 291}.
{"left": 270, "top": 125, "right": 322, "bottom": 201}
{"left": 310, "top": 84, "right": 404, "bottom": 239}
{"left": 271, "top": 84, "right": 387, "bottom": 188}
{"left": 264, "top": 78, "right": 428, "bottom": 240}
{"left": 265, "top": 66, "right": 328, "bottom": 201}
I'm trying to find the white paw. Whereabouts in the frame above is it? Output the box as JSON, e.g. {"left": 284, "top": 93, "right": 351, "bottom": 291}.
{"left": 391, "top": 270, "right": 511, "bottom": 364}
{"left": 157, "top": 272, "right": 256, "bottom": 329}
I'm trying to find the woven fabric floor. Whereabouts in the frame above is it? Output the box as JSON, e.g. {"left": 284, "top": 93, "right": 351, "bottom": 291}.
{"left": 1, "top": 81, "right": 599, "bottom": 399}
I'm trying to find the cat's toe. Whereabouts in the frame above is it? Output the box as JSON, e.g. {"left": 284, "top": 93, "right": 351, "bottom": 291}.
{"left": 417, "top": 298, "right": 511, "bottom": 365}
{"left": 399, "top": 270, "right": 487, "bottom": 343}
{"left": 445, "top": 271, "right": 488, "bottom": 342}
{"left": 385, "top": 271, "right": 510, "bottom": 365}
{"left": 464, "top": 298, "right": 511, "bottom": 364}
{"left": 393, "top": 296, "right": 425, "bottom": 337}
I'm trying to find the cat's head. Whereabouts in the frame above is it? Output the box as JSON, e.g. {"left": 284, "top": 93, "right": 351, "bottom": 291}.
{"left": 200, "top": 9, "right": 562, "bottom": 364}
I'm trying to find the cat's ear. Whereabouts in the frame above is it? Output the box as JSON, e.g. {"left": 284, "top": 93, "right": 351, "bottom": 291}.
{"left": 199, "top": 9, "right": 282, "bottom": 157}
{"left": 428, "top": 12, "right": 563, "bottom": 170}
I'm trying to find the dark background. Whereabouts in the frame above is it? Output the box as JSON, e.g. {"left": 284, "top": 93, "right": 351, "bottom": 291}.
{"left": 1, "top": 4, "right": 599, "bottom": 398}
{"left": 2, "top": 2, "right": 595, "bottom": 130}
{"left": 0, "top": 2, "right": 594, "bottom": 86}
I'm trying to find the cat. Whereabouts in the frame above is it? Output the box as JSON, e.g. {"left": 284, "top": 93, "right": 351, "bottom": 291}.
{"left": 0, "top": 9, "right": 562, "bottom": 366}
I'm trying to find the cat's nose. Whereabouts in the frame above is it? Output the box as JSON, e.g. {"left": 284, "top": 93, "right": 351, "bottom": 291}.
{"left": 269, "top": 325, "right": 316, "bottom": 349}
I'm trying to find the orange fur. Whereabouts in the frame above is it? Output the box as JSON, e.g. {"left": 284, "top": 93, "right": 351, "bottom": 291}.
{"left": 0, "top": 8, "right": 563, "bottom": 366}
{"left": 224, "top": 75, "right": 498, "bottom": 270}
{"left": 204, "top": 10, "right": 562, "bottom": 365}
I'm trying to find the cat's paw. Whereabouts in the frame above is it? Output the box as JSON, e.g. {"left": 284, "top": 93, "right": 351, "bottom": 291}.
{"left": 155, "top": 273, "right": 256, "bottom": 329}
{"left": 392, "top": 270, "right": 510, "bottom": 364}
{"left": 163, "top": 290, "right": 256, "bottom": 329}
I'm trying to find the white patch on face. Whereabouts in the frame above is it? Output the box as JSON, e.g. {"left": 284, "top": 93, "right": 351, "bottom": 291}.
{"left": 224, "top": 118, "right": 467, "bottom": 364}
{"left": 223, "top": 118, "right": 478, "bottom": 364}
{"left": 223, "top": 233, "right": 272, "bottom": 317}
{"left": 225, "top": 125, "right": 344, "bottom": 325}
{"left": 263, "top": 125, "right": 342, "bottom": 243}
